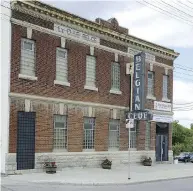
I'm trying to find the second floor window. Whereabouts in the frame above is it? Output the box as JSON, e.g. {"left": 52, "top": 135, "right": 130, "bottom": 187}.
{"left": 56, "top": 48, "right": 68, "bottom": 82}
{"left": 20, "top": 38, "right": 35, "bottom": 76}
{"left": 147, "top": 71, "right": 154, "bottom": 96}
{"left": 111, "top": 62, "right": 120, "bottom": 91}
{"left": 85, "top": 55, "right": 96, "bottom": 87}
{"left": 163, "top": 75, "right": 168, "bottom": 99}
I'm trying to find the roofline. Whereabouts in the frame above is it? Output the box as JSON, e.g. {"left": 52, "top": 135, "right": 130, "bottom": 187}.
{"left": 12, "top": 0, "right": 180, "bottom": 59}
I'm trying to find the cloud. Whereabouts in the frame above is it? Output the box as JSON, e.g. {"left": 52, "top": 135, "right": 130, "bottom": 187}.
{"left": 173, "top": 80, "right": 193, "bottom": 127}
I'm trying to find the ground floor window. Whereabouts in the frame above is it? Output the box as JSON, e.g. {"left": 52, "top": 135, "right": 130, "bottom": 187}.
{"left": 83, "top": 117, "right": 95, "bottom": 150}
{"left": 53, "top": 115, "right": 67, "bottom": 150}
{"left": 108, "top": 119, "right": 120, "bottom": 150}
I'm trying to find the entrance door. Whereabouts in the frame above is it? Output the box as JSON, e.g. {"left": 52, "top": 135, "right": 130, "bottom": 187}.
{"left": 156, "top": 134, "right": 168, "bottom": 161}
{"left": 17, "top": 112, "right": 35, "bottom": 170}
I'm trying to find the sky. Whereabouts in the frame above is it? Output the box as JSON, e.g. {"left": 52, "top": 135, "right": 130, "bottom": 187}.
{"left": 1, "top": 0, "right": 193, "bottom": 128}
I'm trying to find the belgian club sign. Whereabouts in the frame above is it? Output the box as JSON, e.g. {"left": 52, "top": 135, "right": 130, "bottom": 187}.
{"left": 133, "top": 52, "right": 146, "bottom": 111}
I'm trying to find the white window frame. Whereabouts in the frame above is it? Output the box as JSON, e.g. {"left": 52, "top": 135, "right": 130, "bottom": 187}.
{"left": 147, "top": 71, "right": 156, "bottom": 100}
{"left": 54, "top": 47, "right": 70, "bottom": 87}
{"left": 108, "top": 119, "right": 120, "bottom": 151}
{"left": 84, "top": 55, "right": 98, "bottom": 91}
{"left": 162, "top": 75, "right": 169, "bottom": 100}
{"left": 53, "top": 115, "right": 68, "bottom": 151}
{"left": 19, "top": 38, "right": 37, "bottom": 81}
{"left": 83, "top": 117, "right": 95, "bottom": 151}
{"left": 129, "top": 121, "right": 137, "bottom": 150}
{"left": 110, "top": 62, "right": 122, "bottom": 94}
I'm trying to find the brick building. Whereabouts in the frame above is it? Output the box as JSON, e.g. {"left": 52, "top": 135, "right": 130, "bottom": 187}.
{"left": 2, "top": 0, "right": 179, "bottom": 173}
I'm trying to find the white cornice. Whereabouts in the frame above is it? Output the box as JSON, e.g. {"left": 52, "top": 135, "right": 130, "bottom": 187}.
{"left": 11, "top": 18, "right": 174, "bottom": 69}
{"left": 12, "top": 3, "right": 178, "bottom": 60}
{"left": 9, "top": 92, "right": 129, "bottom": 110}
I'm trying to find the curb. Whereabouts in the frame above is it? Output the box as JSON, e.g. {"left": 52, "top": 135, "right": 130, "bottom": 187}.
{"left": 33, "top": 176, "right": 193, "bottom": 186}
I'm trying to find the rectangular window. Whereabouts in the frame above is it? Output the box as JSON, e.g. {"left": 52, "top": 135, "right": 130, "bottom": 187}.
{"left": 83, "top": 117, "right": 95, "bottom": 150}
{"left": 111, "top": 62, "right": 120, "bottom": 90}
{"left": 85, "top": 55, "right": 96, "bottom": 87}
{"left": 56, "top": 48, "right": 68, "bottom": 82}
{"left": 20, "top": 38, "right": 35, "bottom": 76}
{"left": 163, "top": 75, "right": 168, "bottom": 99}
{"left": 145, "top": 122, "right": 151, "bottom": 150}
{"left": 54, "top": 115, "right": 67, "bottom": 150}
{"left": 147, "top": 71, "right": 154, "bottom": 96}
{"left": 108, "top": 119, "right": 120, "bottom": 150}
{"left": 129, "top": 121, "right": 137, "bottom": 149}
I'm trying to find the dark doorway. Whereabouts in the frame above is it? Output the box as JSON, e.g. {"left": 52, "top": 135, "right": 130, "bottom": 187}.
{"left": 156, "top": 123, "right": 169, "bottom": 162}
{"left": 17, "top": 112, "right": 36, "bottom": 170}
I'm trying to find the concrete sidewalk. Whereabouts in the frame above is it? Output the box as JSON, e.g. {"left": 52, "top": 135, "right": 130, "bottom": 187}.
{"left": 2, "top": 163, "right": 193, "bottom": 186}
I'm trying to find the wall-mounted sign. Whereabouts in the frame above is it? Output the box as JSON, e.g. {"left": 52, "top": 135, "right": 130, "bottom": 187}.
{"left": 128, "top": 48, "right": 155, "bottom": 62}
{"left": 152, "top": 114, "right": 173, "bottom": 123}
{"left": 133, "top": 52, "right": 146, "bottom": 111}
{"left": 54, "top": 24, "right": 100, "bottom": 44}
{"left": 126, "top": 110, "right": 153, "bottom": 121}
{"left": 126, "top": 119, "right": 134, "bottom": 128}
{"left": 154, "top": 101, "right": 172, "bottom": 112}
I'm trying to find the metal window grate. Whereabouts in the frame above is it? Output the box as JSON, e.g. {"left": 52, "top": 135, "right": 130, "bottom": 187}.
{"left": 111, "top": 62, "right": 120, "bottom": 90}
{"left": 53, "top": 115, "right": 67, "bottom": 150}
{"left": 56, "top": 48, "right": 68, "bottom": 82}
{"left": 83, "top": 117, "right": 95, "bottom": 150}
{"left": 147, "top": 71, "right": 154, "bottom": 96}
{"left": 85, "top": 55, "right": 96, "bottom": 87}
{"left": 108, "top": 119, "right": 120, "bottom": 150}
{"left": 163, "top": 75, "right": 168, "bottom": 99}
{"left": 20, "top": 38, "right": 35, "bottom": 76}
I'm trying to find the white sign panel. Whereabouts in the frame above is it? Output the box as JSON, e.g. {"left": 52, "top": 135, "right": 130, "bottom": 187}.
{"left": 152, "top": 114, "right": 173, "bottom": 123}
{"left": 54, "top": 24, "right": 100, "bottom": 44}
{"left": 154, "top": 101, "right": 172, "bottom": 112}
{"left": 126, "top": 119, "right": 134, "bottom": 128}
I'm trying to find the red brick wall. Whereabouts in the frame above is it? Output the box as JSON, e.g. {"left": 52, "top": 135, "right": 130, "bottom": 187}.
{"left": 10, "top": 24, "right": 130, "bottom": 107}
{"left": 150, "top": 122, "right": 156, "bottom": 150}
{"left": 137, "top": 121, "right": 146, "bottom": 150}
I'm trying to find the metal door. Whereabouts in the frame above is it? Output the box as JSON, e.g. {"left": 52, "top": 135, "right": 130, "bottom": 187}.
{"left": 17, "top": 112, "right": 35, "bottom": 170}
{"left": 156, "top": 134, "right": 168, "bottom": 161}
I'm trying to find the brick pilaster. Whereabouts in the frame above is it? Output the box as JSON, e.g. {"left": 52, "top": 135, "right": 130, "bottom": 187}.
{"left": 137, "top": 120, "right": 146, "bottom": 150}
{"left": 150, "top": 121, "right": 156, "bottom": 150}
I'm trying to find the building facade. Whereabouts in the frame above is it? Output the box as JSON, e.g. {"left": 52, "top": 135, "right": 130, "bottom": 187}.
{"left": 3, "top": 0, "right": 179, "bottom": 174}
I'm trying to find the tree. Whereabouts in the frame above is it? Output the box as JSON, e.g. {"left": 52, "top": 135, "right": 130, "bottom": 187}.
{"left": 191, "top": 123, "right": 193, "bottom": 130}
{"left": 172, "top": 121, "right": 193, "bottom": 155}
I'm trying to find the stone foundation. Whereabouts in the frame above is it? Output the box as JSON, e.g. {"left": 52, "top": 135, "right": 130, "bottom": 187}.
{"left": 6, "top": 151, "right": 159, "bottom": 174}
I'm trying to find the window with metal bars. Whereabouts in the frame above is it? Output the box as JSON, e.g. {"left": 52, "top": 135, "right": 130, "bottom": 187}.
{"left": 85, "top": 55, "right": 96, "bottom": 87}
{"left": 56, "top": 48, "right": 68, "bottom": 82}
{"left": 147, "top": 71, "right": 154, "bottom": 96}
{"left": 111, "top": 62, "right": 120, "bottom": 91}
{"left": 163, "top": 75, "right": 168, "bottom": 99}
{"left": 83, "top": 117, "right": 95, "bottom": 150}
{"left": 108, "top": 119, "right": 120, "bottom": 150}
{"left": 129, "top": 121, "right": 137, "bottom": 149}
{"left": 20, "top": 38, "right": 35, "bottom": 76}
{"left": 53, "top": 115, "right": 67, "bottom": 150}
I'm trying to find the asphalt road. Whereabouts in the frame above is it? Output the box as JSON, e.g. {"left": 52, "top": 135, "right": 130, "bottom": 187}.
{"left": 2, "top": 178, "right": 193, "bottom": 191}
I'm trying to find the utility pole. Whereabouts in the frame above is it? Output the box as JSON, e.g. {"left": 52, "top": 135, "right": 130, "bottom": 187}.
{"left": 128, "top": 63, "right": 134, "bottom": 180}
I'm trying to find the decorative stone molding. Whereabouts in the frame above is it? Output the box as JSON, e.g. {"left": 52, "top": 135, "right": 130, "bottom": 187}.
{"left": 61, "top": 37, "right": 66, "bottom": 48}
{"left": 115, "top": 53, "right": 118, "bottom": 62}
{"left": 27, "top": 27, "right": 32, "bottom": 39}
{"left": 150, "top": 63, "right": 153, "bottom": 71}
{"left": 165, "top": 68, "right": 168, "bottom": 75}
{"left": 24, "top": 99, "right": 31, "bottom": 112}
{"left": 90, "top": 46, "right": 94, "bottom": 56}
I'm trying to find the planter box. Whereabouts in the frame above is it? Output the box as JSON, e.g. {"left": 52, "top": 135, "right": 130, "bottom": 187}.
{"left": 45, "top": 167, "right": 57, "bottom": 174}
{"left": 101, "top": 164, "right": 111, "bottom": 169}
{"left": 143, "top": 161, "right": 152, "bottom": 166}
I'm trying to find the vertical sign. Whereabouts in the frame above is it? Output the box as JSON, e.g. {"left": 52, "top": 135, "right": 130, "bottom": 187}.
{"left": 133, "top": 52, "right": 146, "bottom": 111}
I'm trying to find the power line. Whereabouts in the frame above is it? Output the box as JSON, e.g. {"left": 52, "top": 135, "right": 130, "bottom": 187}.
{"left": 177, "top": 0, "right": 193, "bottom": 10}
{"left": 174, "top": 101, "right": 193, "bottom": 105}
{"left": 137, "top": 0, "right": 193, "bottom": 26}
